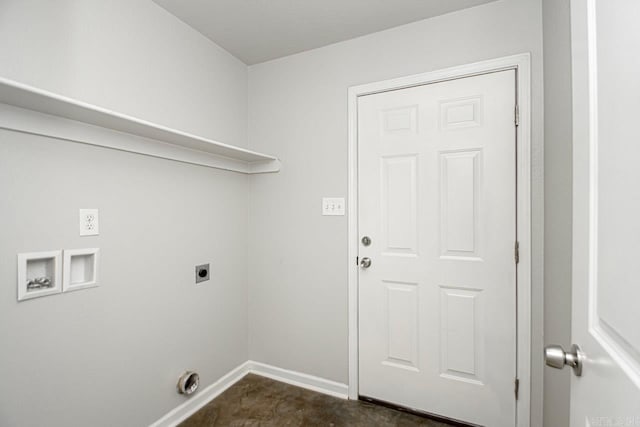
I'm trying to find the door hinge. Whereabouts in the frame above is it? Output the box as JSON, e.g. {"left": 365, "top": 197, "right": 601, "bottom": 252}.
{"left": 356, "top": 256, "right": 359, "bottom": 266}
{"left": 515, "top": 104, "right": 520, "bottom": 127}
{"left": 514, "top": 241, "right": 520, "bottom": 264}
{"left": 515, "top": 378, "right": 520, "bottom": 400}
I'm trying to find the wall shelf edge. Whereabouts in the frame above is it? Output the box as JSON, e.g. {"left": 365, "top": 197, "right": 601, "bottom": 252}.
{"left": 0, "top": 77, "right": 281, "bottom": 174}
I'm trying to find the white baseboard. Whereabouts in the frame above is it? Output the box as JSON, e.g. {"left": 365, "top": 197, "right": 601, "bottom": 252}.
{"left": 246, "top": 360, "right": 349, "bottom": 400}
{"left": 150, "top": 361, "right": 251, "bottom": 427}
{"left": 150, "top": 360, "right": 349, "bottom": 427}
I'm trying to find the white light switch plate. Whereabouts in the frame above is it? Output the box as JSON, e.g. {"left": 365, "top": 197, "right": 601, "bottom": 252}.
{"left": 79, "top": 209, "right": 99, "bottom": 236}
{"left": 322, "top": 198, "right": 345, "bottom": 216}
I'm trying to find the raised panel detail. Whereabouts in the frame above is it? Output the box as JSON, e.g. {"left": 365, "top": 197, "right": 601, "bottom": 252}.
{"left": 440, "top": 286, "right": 484, "bottom": 384}
{"left": 381, "top": 155, "right": 418, "bottom": 256}
{"left": 440, "top": 150, "right": 481, "bottom": 259}
{"left": 383, "top": 281, "right": 419, "bottom": 371}
{"left": 439, "top": 96, "right": 483, "bottom": 130}
{"left": 380, "top": 105, "right": 418, "bottom": 135}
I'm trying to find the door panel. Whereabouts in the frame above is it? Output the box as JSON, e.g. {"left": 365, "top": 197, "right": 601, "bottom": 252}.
{"left": 384, "top": 281, "right": 419, "bottom": 370}
{"left": 358, "top": 70, "right": 517, "bottom": 426}
{"left": 440, "top": 286, "right": 484, "bottom": 383}
{"left": 440, "top": 150, "right": 481, "bottom": 258}
{"left": 381, "top": 155, "right": 418, "bottom": 255}
{"left": 570, "top": 0, "right": 640, "bottom": 425}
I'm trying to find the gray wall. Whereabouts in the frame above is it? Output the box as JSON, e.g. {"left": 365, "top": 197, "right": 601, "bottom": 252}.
{"left": 542, "top": 0, "right": 573, "bottom": 425}
{"left": 0, "top": 1, "right": 249, "bottom": 426}
{"left": 0, "top": 0, "right": 248, "bottom": 147}
{"left": 246, "top": 0, "right": 546, "bottom": 424}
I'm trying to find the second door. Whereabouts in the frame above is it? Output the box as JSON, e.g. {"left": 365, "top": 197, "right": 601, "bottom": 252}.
{"left": 357, "top": 70, "right": 518, "bottom": 426}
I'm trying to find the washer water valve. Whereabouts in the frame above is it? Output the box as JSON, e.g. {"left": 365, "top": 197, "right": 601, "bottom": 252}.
{"left": 177, "top": 371, "right": 199, "bottom": 396}
{"left": 26, "top": 277, "right": 52, "bottom": 290}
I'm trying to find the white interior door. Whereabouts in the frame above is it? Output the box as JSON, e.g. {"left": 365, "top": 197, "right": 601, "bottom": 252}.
{"left": 357, "top": 70, "right": 517, "bottom": 426}
{"left": 567, "top": 0, "right": 640, "bottom": 424}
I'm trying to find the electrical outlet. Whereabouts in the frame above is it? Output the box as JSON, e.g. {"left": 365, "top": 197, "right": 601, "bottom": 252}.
{"left": 79, "top": 209, "right": 99, "bottom": 236}
{"left": 195, "top": 264, "right": 210, "bottom": 284}
{"left": 322, "top": 197, "right": 345, "bottom": 216}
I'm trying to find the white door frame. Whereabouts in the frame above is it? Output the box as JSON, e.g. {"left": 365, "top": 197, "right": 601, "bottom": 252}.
{"left": 347, "top": 53, "right": 533, "bottom": 426}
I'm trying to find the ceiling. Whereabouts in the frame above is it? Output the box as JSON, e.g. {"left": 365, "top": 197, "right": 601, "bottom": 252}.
{"left": 154, "top": 0, "right": 498, "bottom": 65}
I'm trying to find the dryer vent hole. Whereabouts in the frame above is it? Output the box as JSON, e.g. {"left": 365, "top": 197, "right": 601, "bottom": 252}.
{"left": 177, "top": 371, "right": 199, "bottom": 396}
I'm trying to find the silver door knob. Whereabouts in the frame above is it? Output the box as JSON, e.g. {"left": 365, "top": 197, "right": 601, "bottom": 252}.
{"left": 544, "top": 344, "right": 585, "bottom": 376}
{"left": 360, "top": 257, "right": 372, "bottom": 268}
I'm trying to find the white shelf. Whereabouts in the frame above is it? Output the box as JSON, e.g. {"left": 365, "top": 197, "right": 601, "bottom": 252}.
{"left": 0, "top": 77, "right": 280, "bottom": 174}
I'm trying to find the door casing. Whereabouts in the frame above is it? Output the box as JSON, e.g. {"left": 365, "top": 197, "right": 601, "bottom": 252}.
{"left": 347, "top": 53, "right": 535, "bottom": 427}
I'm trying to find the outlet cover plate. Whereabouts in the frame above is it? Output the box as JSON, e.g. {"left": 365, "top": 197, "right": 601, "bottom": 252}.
{"left": 79, "top": 209, "right": 99, "bottom": 236}
{"left": 322, "top": 197, "right": 345, "bottom": 216}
